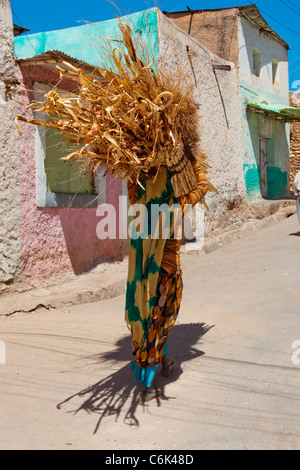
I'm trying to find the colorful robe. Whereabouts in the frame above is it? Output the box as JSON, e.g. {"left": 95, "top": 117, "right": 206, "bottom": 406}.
{"left": 125, "top": 162, "right": 211, "bottom": 387}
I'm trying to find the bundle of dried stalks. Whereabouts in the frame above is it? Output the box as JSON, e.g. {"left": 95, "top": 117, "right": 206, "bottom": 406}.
{"left": 16, "top": 20, "right": 214, "bottom": 197}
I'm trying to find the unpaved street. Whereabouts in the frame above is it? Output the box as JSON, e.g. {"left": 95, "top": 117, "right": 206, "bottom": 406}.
{"left": 0, "top": 215, "right": 300, "bottom": 450}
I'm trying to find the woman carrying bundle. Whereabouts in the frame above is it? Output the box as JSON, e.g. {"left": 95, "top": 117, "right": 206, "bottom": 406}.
{"left": 15, "top": 19, "right": 217, "bottom": 402}
{"left": 125, "top": 150, "right": 211, "bottom": 402}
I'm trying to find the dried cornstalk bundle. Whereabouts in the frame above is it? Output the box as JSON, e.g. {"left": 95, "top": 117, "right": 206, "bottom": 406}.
{"left": 16, "top": 20, "right": 214, "bottom": 196}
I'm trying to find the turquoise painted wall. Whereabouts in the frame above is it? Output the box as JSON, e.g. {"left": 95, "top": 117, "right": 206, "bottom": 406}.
{"left": 240, "top": 82, "right": 290, "bottom": 200}
{"left": 14, "top": 8, "right": 159, "bottom": 69}
{"left": 267, "top": 167, "right": 288, "bottom": 198}
{"left": 243, "top": 163, "right": 261, "bottom": 200}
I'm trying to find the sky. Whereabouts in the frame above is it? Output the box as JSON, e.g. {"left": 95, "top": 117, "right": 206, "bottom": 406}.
{"left": 10, "top": 0, "right": 300, "bottom": 89}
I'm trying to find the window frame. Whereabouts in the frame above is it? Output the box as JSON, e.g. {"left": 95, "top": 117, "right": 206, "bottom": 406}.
{"left": 253, "top": 48, "right": 261, "bottom": 78}
{"left": 35, "top": 83, "right": 106, "bottom": 208}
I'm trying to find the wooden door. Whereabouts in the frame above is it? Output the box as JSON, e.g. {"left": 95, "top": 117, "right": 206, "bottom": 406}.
{"left": 259, "top": 138, "right": 268, "bottom": 198}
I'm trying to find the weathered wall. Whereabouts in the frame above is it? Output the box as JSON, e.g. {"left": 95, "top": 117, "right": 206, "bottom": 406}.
{"left": 11, "top": 8, "right": 161, "bottom": 291}
{"left": 289, "top": 91, "right": 300, "bottom": 191}
{"left": 167, "top": 9, "right": 291, "bottom": 201}
{"left": 165, "top": 9, "right": 240, "bottom": 66}
{"left": 157, "top": 11, "right": 247, "bottom": 235}
{"left": 0, "top": 0, "right": 21, "bottom": 291}
{"left": 1, "top": 8, "right": 159, "bottom": 292}
{"left": 239, "top": 16, "right": 290, "bottom": 200}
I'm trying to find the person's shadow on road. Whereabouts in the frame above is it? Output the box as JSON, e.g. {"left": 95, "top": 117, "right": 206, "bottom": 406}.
{"left": 56, "top": 322, "right": 213, "bottom": 433}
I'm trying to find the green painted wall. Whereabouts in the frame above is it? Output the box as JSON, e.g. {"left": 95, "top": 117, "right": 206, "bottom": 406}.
{"left": 267, "top": 167, "right": 288, "bottom": 199}
{"left": 243, "top": 163, "right": 261, "bottom": 200}
{"left": 14, "top": 8, "right": 159, "bottom": 68}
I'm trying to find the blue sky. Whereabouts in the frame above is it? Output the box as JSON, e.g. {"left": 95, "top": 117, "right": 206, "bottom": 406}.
{"left": 10, "top": 0, "right": 300, "bottom": 88}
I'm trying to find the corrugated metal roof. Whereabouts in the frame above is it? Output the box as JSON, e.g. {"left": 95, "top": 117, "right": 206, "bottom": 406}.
{"left": 248, "top": 102, "right": 300, "bottom": 121}
{"left": 16, "top": 50, "right": 101, "bottom": 74}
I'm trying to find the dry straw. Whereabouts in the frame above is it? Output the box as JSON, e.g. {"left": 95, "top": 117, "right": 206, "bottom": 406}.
{"left": 16, "top": 19, "right": 214, "bottom": 197}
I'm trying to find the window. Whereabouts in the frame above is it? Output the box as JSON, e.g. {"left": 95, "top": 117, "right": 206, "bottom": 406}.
{"left": 45, "top": 125, "right": 93, "bottom": 195}
{"left": 253, "top": 48, "right": 261, "bottom": 77}
{"left": 35, "top": 83, "right": 106, "bottom": 208}
{"left": 272, "top": 60, "right": 279, "bottom": 86}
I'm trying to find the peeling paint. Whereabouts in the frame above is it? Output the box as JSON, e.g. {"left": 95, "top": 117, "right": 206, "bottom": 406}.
{"left": 267, "top": 167, "right": 288, "bottom": 199}
{"left": 243, "top": 164, "right": 261, "bottom": 200}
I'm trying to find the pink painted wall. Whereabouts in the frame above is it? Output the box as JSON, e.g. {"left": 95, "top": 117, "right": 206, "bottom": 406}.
{"left": 17, "top": 64, "right": 124, "bottom": 289}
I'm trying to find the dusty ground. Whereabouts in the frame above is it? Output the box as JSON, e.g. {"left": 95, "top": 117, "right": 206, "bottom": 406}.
{"left": 0, "top": 214, "right": 299, "bottom": 450}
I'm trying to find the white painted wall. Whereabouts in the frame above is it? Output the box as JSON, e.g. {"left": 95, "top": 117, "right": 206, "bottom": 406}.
{"left": 239, "top": 16, "right": 289, "bottom": 103}
{"left": 157, "top": 11, "right": 247, "bottom": 235}
{"left": 238, "top": 15, "right": 290, "bottom": 201}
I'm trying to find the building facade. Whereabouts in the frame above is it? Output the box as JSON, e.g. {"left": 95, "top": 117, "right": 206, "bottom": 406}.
{"left": 8, "top": 6, "right": 245, "bottom": 293}
{"left": 165, "top": 5, "right": 294, "bottom": 201}
{"left": 16, "top": 54, "right": 127, "bottom": 291}
{"left": 239, "top": 8, "right": 290, "bottom": 200}
{"left": 2, "top": 4, "right": 297, "bottom": 292}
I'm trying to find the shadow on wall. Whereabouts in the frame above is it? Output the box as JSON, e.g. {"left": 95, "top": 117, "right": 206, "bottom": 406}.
{"left": 56, "top": 322, "right": 214, "bottom": 432}
{"left": 57, "top": 172, "right": 125, "bottom": 274}
{"left": 57, "top": 207, "right": 124, "bottom": 275}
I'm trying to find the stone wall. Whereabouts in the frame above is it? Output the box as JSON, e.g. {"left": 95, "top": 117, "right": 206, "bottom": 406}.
{"left": 0, "top": 0, "right": 21, "bottom": 291}
{"left": 289, "top": 91, "right": 300, "bottom": 191}
{"left": 164, "top": 8, "right": 240, "bottom": 66}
